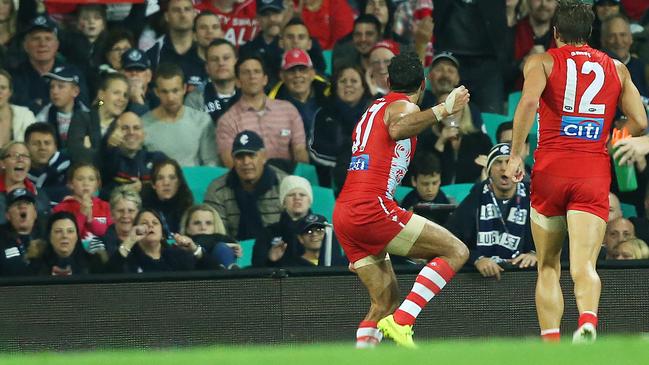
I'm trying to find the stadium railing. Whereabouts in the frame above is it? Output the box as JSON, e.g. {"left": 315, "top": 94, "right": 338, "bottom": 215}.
{"left": 1, "top": 260, "right": 647, "bottom": 351}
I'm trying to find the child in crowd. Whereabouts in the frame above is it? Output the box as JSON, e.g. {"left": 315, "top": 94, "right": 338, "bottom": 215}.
{"left": 401, "top": 151, "right": 450, "bottom": 210}
{"left": 53, "top": 162, "right": 112, "bottom": 241}
{"left": 35, "top": 67, "right": 88, "bottom": 148}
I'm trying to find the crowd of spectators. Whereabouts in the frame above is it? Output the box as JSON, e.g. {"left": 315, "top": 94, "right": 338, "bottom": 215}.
{"left": 0, "top": 0, "right": 648, "bottom": 277}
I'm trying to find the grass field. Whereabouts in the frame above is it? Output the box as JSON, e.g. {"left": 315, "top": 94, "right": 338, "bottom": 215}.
{"left": 1, "top": 336, "right": 647, "bottom": 365}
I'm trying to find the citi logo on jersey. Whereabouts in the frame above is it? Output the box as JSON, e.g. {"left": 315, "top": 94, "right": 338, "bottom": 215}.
{"left": 560, "top": 116, "right": 604, "bottom": 141}
{"left": 348, "top": 154, "right": 370, "bottom": 171}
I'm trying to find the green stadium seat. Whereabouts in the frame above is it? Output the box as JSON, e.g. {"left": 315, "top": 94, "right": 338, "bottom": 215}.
{"left": 182, "top": 166, "right": 229, "bottom": 203}
{"left": 620, "top": 203, "right": 637, "bottom": 218}
{"left": 312, "top": 186, "right": 335, "bottom": 221}
{"left": 440, "top": 183, "right": 474, "bottom": 205}
{"left": 395, "top": 185, "right": 413, "bottom": 204}
{"left": 238, "top": 239, "right": 255, "bottom": 268}
{"left": 481, "top": 112, "right": 511, "bottom": 145}
{"left": 323, "top": 49, "right": 332, "bottom": 77}
{"left": 294, "top": 162, "right": 320, "bottom": 187}
{"left": 507, "top": 91, "right": 521, "bottom": 118}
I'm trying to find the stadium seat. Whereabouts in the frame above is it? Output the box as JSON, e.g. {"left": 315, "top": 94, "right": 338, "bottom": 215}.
{"left": 238, "top": 239, "right": 255, "bottom": 268}
{"left": 440, "top": 183, "right": 474, "bottom": 205}
{"left": 620, "top": 203, "right": 637, "bottom": 218}
{"left": 312, "top": 186, "right": 335, "bottom": 221}
{"left": 507, "top": 91, "right": 521, "bottom": 119}
{"left": 182, "top": 166, "right": 229, "bottom": 203}
{"left": 294, "top": 162, "right": 320, "bottom": 187}
{"left": 481, "top": 112, "right": 511, "bottom": 144}
{"left": 395, "top": 185, "right": 413, "bottom": 204}
{"left": 323, "top": 49, "right": 332, "bottom": 77}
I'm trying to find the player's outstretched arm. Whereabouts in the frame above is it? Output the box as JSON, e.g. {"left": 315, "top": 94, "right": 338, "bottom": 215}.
{"left": 505, "top": 53, "right": 549, "bottom": 182}
{"left": 386, "top": 86, "right": 470, "bottom": 140}
{"left": 616, "top": 61, "right": 648, "bottom": 136}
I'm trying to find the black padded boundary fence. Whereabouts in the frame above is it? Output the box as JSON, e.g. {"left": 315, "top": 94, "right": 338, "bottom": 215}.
{"left": 0, "top": 264, "right": 647, "bottom": 351}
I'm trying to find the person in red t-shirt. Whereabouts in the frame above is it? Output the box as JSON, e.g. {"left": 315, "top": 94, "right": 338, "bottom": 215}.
{"left": 298, "top": 0, "right": 354, "bottom": 50}
{"left": 53, "top": 162, "right": 112, "bottom": 241}
{"left": 194, "top": 0, "right": 258, "bottom": 46}
{"left": 506, "top": 0, "right": 647, "bottom": 344}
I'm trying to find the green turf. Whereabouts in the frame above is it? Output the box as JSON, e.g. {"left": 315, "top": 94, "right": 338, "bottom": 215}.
{"left": 1, "top": 336, "right": 648, "bottom": 365}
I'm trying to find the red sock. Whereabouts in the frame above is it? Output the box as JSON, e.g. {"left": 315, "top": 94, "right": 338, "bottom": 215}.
{"left": 578, "top": 311, "right": 598, "bottom": 328}
{"left": 541, "top": 328, "right": 561, "bottom": 342}
{"left": 356, "top": 320, "right": 382, "bottom": 348}
{"left": 393, "top": 257, "right": 456, "bottom": 326}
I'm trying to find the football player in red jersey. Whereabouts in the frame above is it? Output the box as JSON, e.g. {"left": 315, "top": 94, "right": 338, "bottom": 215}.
{"left": 505, "top": 0, "right": 647, "bottom": 343}
{"left": 333, "top": 52, "right": 470, "bottom": 348}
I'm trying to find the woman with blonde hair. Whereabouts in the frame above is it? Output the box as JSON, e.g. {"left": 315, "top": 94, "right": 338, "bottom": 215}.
{"left": 0, "top": 70, "right": 36, "bottom": 146}
{"left": 180, "top": 204, "right": 241, "bottom": 270}
{"left": 609, "top": 238, "right": 649, "bottom": 260}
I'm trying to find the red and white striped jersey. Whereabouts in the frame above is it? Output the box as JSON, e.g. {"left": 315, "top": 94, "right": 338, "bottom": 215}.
{"left": 338, "top": 92, "right": 417, "bottom": 203}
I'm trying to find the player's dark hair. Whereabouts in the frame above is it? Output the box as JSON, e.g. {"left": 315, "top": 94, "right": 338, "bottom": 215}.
{"left": 411, "top": 151, "right": 441, "bottom": 178}
{"left": 388, "top": 51, "right": 424, "bottom": 94}
{"left": 553, "top": 0, "right": 594, "bottom": 44}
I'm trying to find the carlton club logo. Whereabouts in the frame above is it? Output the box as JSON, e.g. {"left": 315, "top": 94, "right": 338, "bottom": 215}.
{"left": 560, "top": 116, "right": 603, "bottom": 141}
{"left": 239, "top": 134, "right": 250, "bottom": 145}
{"left": 128, "top": 50, "right": 142, "bottom": 61}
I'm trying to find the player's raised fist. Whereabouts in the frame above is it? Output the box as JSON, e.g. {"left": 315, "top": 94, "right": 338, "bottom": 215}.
{"left": 445, "top": 85, "right": 470, "bottom": 116}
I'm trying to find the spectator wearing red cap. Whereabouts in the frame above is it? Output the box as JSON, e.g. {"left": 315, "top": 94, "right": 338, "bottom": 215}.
{"left": 366, "top": 40, "right": 399, "bottom": 96}
{"left": 299, "top": 0, "right": 354, "bottom": 50}
{"left": 278, "top": 18, "right": 326, "bottom": 79}
{"left": 268, "top": 48, "right": 330, "bottom": 140}
{"left": 216, "top": 54, "right": 309, "bottom": 169}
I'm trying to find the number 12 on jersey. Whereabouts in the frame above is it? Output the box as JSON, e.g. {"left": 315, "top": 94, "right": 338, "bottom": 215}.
{"left": 563, "top": 58, "right": 605, "bottom": 115}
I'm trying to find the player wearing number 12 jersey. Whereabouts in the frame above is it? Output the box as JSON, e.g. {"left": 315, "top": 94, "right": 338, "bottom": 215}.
{"left": 333, "top": 52, "right": 470, "bottom": 348}
{"left": 505, "top": 0, "right": 647, "bottom": 343}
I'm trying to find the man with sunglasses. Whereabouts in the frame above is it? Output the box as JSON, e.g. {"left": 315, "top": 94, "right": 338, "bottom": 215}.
{"left": 287, "top": 213, "right": 345, "bottom": 267}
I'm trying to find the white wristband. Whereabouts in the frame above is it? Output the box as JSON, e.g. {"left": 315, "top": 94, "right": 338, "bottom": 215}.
{"left": 193, "top": 245, "right": 203, "bottom": 257}
{"left": 431, "top": 104, "right": 445, "bottom": 123}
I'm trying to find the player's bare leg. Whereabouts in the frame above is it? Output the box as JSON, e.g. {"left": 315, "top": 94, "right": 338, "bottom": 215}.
{"left": 378, "top": 217, "right": 468, "bottom": 348}
{"left": 530, "top": 208, "right": 567, "bottom": 342}
{"left": 567, "top": 210, "right": 606, "bottom": 343}
{"left": 354, "top": 257, "right": 400, "bottom": 348}
{"left": 406, "top": 221, "right": 469, "bottom": 270}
